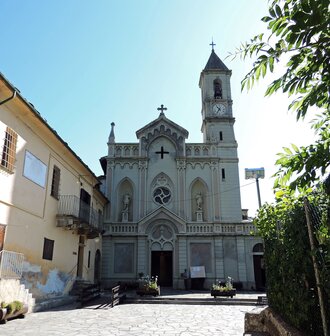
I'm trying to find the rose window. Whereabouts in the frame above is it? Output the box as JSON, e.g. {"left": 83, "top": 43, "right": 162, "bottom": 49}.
{"left": 153, "top": 187, "right": 171, "bottom": 205}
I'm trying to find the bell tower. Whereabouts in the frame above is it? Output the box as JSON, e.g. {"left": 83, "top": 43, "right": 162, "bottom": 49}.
{"left": 199, "top": 43, "right": 236, "bottom": 144}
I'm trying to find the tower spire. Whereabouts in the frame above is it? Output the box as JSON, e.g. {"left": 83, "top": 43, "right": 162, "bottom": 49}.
{"left": 108, "top": 122, "right": 115, "bottom": 144}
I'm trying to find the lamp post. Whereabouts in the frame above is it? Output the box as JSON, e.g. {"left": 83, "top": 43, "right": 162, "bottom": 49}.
{"left": 245, "top": 168, "right": 265, "bottom": 209}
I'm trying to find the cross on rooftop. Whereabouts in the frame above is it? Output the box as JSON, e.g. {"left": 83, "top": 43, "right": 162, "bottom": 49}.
{"left": 157, "top": 104, "right": 167, "bottom": 114}
{"left": 155, "top": 146, "right": 169, "bottom": 159}
{"left": 210, "top": 40, "right": 216, "bottom": 51}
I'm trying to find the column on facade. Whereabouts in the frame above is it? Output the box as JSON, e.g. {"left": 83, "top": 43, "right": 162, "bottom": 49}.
{"left": 178, "top": 237, "right": 188, "bottom": 288}
{"left": 236, "top": 237, "right": 247, "bottom": 283}
{"left": 211, "top": 161, "right": 220, "bottom": 221}
{"left": 176, "top": 160, "right": 186, "bottom": 218}
{"left": 214, "top": 237, "right": 225, "bottom": 281}
{"left": 106, "top": 160, "right": 115, "bottom": 221}
{"left": 137, "top": 236, "right": 147, "bottom": 276}
{"left": 138, "top": 160, "right": 147, "bottom": 218}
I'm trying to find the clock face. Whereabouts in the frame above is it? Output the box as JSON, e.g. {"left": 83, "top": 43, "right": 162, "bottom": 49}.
{"left": 212, "top": 103, "right": 226, "bottom": 115}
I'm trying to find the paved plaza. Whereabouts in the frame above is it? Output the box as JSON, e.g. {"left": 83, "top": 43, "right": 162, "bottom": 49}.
{"left": 0, "top": 302, "right": 255, "bottom": 336}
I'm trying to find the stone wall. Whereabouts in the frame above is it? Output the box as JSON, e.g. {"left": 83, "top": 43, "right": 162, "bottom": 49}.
{"left": 245, "top": 307, "right": 303, "bottom": 336}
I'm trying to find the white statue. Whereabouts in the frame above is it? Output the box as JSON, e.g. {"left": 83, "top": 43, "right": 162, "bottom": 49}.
{"left": 122, "top": 193, "right": 131, "bottom": 212}
{"left": 196, "top": 192, "right": 203, "bottom": 211}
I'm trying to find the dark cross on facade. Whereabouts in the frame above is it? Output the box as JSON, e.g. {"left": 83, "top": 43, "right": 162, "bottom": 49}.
{"left": 157, "top": 104, "right": 167, "bottom": 114}
{"left": 155, "top": 146, "right": 169, "bottom": 159}
{"left": 210, "top": 39, "right": 216, "bottom": 51}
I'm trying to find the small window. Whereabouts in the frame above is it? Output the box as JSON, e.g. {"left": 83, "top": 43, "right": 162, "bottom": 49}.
{"left": 51, "top": 165, "right": 61, "bottom": 199}
{"left": 42, "top": 238, "right": 54, "bottom": 260}
{"left": 1, "top": 126, "right": 18, "bottom": 173}
{"left": 88, "top": 250, "right": 91, "bottom": 268}
{"left": 219, "top": 131, "right": 223, "bottom": 141}
{"left": 221, "top": 168, "right": 226, "bottom": 180}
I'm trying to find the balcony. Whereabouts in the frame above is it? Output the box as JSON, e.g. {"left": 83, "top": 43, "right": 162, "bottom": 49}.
{"left": 56, "top": 195, "right": 103, "bottom": 238}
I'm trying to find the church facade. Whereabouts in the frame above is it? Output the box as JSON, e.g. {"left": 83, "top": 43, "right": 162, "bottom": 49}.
{"left": 100, "top": 49, "right": 264, "bottom": 290}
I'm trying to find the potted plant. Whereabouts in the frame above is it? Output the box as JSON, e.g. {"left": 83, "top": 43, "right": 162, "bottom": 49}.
{"left": 0, "top": 301, "right": 28, "bottom": 324}
{"left": 136, "top": 275, "right": 160, "bottom": 296}
{"left": 210, "top": 276, "right": 236, "bottom": 298}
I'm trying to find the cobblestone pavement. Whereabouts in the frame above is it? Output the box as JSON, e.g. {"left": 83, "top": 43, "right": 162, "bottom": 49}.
{"left": 0, "top": 303, "right": 255, "bottom": 336}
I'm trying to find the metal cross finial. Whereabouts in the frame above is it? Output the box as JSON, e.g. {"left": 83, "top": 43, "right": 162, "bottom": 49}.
{"left": 210, "top": 39, "right": 216, "bottom": 51}
{"left": 157, "top": 104, "right": 167, "bottom": 114}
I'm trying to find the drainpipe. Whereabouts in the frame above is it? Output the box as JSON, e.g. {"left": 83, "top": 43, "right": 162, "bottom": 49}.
{"left": 0, "top": 90, "right": 17, "bottom": 105}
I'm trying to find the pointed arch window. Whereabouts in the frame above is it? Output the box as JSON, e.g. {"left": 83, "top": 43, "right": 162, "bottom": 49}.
{"left": 213, "top": 79, "right": 222, "bottom": 99}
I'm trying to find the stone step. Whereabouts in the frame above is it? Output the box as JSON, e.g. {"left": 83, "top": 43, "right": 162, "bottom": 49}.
{"left": 34, "top": 295, "right": 77, "bottom": 312}
{"left": 124, "top": 297, "right": 258, "bottom": 306}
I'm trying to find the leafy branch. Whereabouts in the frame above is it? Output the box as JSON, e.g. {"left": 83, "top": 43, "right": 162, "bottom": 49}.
{"left": 230, "top": 0, "right": 330, "bottom": 189}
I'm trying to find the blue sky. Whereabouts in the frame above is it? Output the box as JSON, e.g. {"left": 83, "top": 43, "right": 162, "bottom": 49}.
{"left": 0, "top": 0, "right": 315, "bottom": 215}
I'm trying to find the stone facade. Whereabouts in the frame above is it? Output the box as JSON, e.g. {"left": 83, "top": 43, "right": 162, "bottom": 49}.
{"left": 100, "top": 49, "right": 264, "bottom": 290}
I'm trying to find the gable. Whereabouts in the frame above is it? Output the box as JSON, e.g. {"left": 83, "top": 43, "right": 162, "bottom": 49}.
{"left": 136, "top": 113, "right": 189, "bottom": 157}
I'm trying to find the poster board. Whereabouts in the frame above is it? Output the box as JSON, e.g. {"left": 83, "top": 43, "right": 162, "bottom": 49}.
{"left": 23, "top": 150, "right": 47, "bottom": 187}
{"left": 190, "top": 266, "right": 206, "bottom": 278}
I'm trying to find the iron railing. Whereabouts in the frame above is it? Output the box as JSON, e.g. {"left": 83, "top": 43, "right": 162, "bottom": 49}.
{"left": 0, "top": 250, "right": 24, "bottom": 279}
{"left": 57, "top": 195, "right": 103, "bottom": 231}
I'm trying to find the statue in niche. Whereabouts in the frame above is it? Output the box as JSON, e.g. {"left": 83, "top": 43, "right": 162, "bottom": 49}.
{"left": 122, "top": 193, "right": 131, "bottom": 212}
{"left": 196, "top": 192, "right": 203, "bottom": 211}
{"left": 214, "top": 80, "right": 222, "bottom": 99}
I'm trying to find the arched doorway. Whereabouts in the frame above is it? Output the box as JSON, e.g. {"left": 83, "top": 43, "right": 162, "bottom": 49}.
{"left": 253, "top": 243, "right": 266, "bottom": 291}
{"left": 149, "top": 224, "right": 174, "bottom": 287}
{"left": 94, "top": 249, "right": 101, "bottom": 284}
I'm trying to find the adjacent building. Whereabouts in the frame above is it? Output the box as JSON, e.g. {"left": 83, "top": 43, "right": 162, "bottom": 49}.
{"left": 0, "top": 73, "right": 107, "bottom": 301}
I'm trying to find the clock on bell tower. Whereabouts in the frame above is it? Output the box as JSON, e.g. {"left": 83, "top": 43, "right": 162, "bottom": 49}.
{"left": 199, "top": 42, "right": 236, "bottom": 144}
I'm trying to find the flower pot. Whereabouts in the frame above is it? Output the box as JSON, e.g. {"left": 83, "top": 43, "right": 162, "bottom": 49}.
{"left": 136, "top": 286, "right": 160, "bottom": 297}
{"left": 0, "top": 304, "right": 28, "bottom": 324}
{"left": 211, "top": 289, "right": 236, "bottom": 298}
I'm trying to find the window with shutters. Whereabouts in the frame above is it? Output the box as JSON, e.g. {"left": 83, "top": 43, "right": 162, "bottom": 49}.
{"left": 1, "top": 126, "right": 18, "bottom": 173}
{"left": 50, "top": 165, "right": 60, "bottom": 199}
{"left": 42, "top": 238, "right": 54, "bottom": 261}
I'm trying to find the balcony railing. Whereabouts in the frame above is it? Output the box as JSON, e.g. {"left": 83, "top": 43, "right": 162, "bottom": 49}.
{"left": 0, "top": 250, "right": 24, "bottom": 279}
{"left": 57, "top": 195, "right": 103, "bottom": 235}
{"left": 104, "top": 222, "right": 256, "bottom": 235}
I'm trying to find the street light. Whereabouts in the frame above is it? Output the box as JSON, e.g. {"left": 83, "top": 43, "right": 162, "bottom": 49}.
{"left": 245, "top": 168, "right": 265, "bottom": 209}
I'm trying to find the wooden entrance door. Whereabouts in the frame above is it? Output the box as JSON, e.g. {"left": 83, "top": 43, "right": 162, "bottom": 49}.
{"left": 151, "top": 251, "right": 173, "bottom": 287}
{"left": 94, "top": 249, "right": 101, "bottom": 284}
{"left": 77, "top": 235, "right": 85, "bottom": 278}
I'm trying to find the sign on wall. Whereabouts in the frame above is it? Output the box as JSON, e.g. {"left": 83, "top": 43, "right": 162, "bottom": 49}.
{"left": 23, "top": 150, "right": 47, "bottom": 187}
{"left": 190, "top": 266, "right": 206, "bottom": 278}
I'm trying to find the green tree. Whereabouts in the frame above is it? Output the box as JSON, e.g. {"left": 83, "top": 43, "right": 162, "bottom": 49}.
{"left": 231, "top": 0, "right": 330, "bottom": 190}
{"left": 254, "top": 188, "right": 330, "bottom": 334}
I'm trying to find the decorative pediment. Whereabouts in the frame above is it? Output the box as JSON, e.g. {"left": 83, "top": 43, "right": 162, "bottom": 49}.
{"left": 138, "top": 206, "right": 186, "bottom": 234}
{"left": 136, "top": 112, "right": 189, "bottom": 157}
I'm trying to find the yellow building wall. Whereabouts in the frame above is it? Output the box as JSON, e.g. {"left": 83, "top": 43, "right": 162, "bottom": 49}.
{"left": 0, "top": 88, "right": 106, "bottom": 299}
